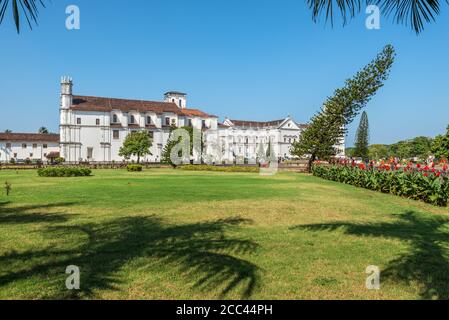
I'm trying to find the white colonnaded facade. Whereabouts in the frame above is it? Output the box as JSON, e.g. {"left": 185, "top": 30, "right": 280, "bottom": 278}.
{"left": 0, "top": 77, "right": 345, "bottom": 164}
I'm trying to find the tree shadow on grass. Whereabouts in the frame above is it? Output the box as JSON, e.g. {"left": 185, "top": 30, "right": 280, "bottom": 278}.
{"left": 0, "top": 216, "right": 260, "bottom": 299}
{"left": 291, "top": 211, "right": 449, "bottom": 299}
{"left": 0, "top": 201, "right": 77, "bottom": 224}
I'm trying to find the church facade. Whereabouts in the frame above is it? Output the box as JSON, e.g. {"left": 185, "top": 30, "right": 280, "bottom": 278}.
{"left": 0, "top": 77, "right": 345, "bottom": 164}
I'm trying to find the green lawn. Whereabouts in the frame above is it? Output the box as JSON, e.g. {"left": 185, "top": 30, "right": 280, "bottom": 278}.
{"left": 1, "top": 169, "right": 449, "bottom": 300}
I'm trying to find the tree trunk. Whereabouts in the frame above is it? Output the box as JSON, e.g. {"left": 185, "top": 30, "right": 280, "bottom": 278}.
{"left": 308, "top": 153, "right": 316, "bottom": 173}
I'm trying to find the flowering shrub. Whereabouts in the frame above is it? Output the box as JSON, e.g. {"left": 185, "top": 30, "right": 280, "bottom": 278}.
{"left": 312, "top": 163, "right": 449, "bottom": 207}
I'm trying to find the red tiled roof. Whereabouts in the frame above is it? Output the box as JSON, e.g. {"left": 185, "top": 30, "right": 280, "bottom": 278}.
{"left": 229, "top": 119, "right": 285, "bottom": 128}
{"left": 182, "top": 108, "right": 218, "bottom": 119}
{"left": 0, "top": 133, "right": 59, "bottom": 143}
{"left": 71, "top": 95, "right": 217, "bottom": 118}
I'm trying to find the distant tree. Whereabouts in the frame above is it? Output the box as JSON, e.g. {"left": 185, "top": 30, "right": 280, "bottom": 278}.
{"left": 368, "top": 144, "right": 390, "bottom": 160}
{"left": 119, "top": 131, "right": 152, "bottom": 164}
{"left": 256, "top": 142, "right": 266, "bottom": 164}
{"left": 0, "top": 0, "right": 47, "bottom": 33}
{"left": 431, "top": 126, "right": 449, "bottom": 160}
{"left": 353, "top": 111, "right": 370, "bottom": 161}
{"left": 4, "top": 129, "right": 12, "bottom": 133}
{"left": 410, "top": 136, "right": 433, "bottom": 159}
{"left": 38, "top": 127, "right": 49, "bottom": 134}
{"left": 161, "top": 125, "right": 203, "bottom": 167}
{"left": 291, "top": 45, "right": 395, "bottom": 171}
{"left": 266, "top": 139, "right": 277, "bottom": 163}
{"left": 345, "top": 147, "right": 355, "bottom": 158}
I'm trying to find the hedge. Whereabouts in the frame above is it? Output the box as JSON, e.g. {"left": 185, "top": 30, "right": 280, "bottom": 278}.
{"left": 37, "top": 167, "right": 92, "bottom": 177}
{"left": 312, "top": 164, "right": 449, "bottom": 207}
{"left": 179, "top": 165, "right": 259, "bottom": 173}
{"left": 127, "top": 164, "right": 143, "bottom": 172}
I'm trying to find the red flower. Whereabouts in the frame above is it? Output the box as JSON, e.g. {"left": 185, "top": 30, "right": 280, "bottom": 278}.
{"left": 359, "top": 163, "right": 366, "bottom": 170}
{"left": 417, "top": 163, "right": 421, "bottom": 169}
{"left": 423, "top": 173, "right": 429, "bottom": 177}
{"left": 423, "top": 166, "right": 430, "bottom": 171}
{"left": 443, "top": 164, "right": 448, "bottom": 171}
{"left": 436, "top": 172, "right": 442, "bottom": 177}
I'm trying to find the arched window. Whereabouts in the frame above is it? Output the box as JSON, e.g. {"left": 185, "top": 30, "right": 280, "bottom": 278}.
{"left": 112, "top": 114, "right": 118, "bottom": 123}
{"left": 179, "top": 99, "right": 183, "bottom": 108}
{"left": 130, "top": 115, "right": 135, "bottom": 124}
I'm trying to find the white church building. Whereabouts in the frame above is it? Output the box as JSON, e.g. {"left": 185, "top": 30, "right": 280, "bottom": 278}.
{"left": 0, "top": 77, "right": 345, "bottom": 164}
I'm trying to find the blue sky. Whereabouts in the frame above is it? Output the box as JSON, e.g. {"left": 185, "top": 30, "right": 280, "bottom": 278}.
{"left": 0, "top": 0, "right": 448, "bottom": 145}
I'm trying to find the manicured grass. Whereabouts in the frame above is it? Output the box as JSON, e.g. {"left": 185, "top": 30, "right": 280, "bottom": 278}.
{"left": 1, "top": 169, "right": 449, "bottom": 299}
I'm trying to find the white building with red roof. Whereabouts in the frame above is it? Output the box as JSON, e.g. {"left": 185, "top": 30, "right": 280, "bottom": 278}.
{"left": 0, "top": 133, "right": 60, "bottom": 163}
{"left": 1, "top": 77, "right": 345, "bottom": 164}
{"left": 59, "top": 77, "right": 218, "bottom": 163}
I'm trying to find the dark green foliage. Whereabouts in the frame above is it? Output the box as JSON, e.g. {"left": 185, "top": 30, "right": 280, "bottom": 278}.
{"left": 347, "top": 136, "right": 434, "bottom": 161}
{"left": 353, "top": 111, "right": 369, "bottom": 161}
{"left": 432, "top": 125, "right": 449, "bottom": 160}
{"left": 162, "top": 126, "right": 203, "bottom": 168}
{"left": 119, "top": 131, "right": 152, "bottom": 164}
{"left": 291, "top": 45, "right": 395, "bottom": 170}
{"left": 37, "top": 167, "right": 92, "bottom": 177}
{"left": 312, "top": 165, "right": 449, "bottom": 206}
{"left": 127, "top": 164, "right": 143, "bottom": 172}
{"left": 38, "top": 127, "right": 49, "bottom": 134}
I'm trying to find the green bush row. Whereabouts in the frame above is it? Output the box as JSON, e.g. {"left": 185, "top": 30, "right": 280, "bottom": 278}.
{"left": 37, "top": 167, "right": 92, "bottom": 177}
{"left": 127, "top": 164, "right": 143, "bottom": 172}
{"left": 312, "top": 165, "right": 449, "bottom": 207}
{"left": 180, "top": 165, "right": 259, "bottom": 173}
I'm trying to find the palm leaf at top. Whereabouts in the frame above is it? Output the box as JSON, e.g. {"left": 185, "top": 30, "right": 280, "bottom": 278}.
{"left": 0, "top": 0, "right": 46, "bottom": 33}
{"left": 307, "top": 0, "right": 448, "bottom": 33}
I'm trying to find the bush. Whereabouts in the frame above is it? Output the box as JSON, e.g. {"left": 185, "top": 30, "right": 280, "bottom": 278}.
{"left": 54, "top": 157, "right": 65, "bottom": 164}
{"left": 38, "top": 167, "right": 92, "bottom": 177}
{"left": 180, "top": 165, "right": 259, "bottom": 173}
{"left": 312, "top": 164, "right": 449, "bottom": 207}
{"left": 127, "top": 164, "right": 143, "bottom": 172}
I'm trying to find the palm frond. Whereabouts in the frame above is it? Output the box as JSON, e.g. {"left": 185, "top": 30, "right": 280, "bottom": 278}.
{"left": 307, "top": 0, "right": 448, "bottom": 33}
{"left": 0, "top": 0, "right": 46, "bottom": 33}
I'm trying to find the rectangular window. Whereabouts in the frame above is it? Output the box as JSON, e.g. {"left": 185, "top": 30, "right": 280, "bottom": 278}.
{"left": 148, "top": 131, "right": 154, "bottom": 139}
{"left": 43, "top": 144, "right": 48, "bottom": 149}
{"left": 202, "top": 120, "right": 207, "bottom": 129}
{"left": 113, "top": 130, "right": 120, "bottom": 139}
{"left": 22, "top": 143, "right": 27, "bottom": 149}
{"left": 165, "top": 117, "right": 170, "bottom": 126}
{"left": 14, "top": 153, "right": 17, "bottom": 158}
{"left": 96, "top": 119, "right": 100, "bottom": 126}
{"left": 147, "top": 116, "right": 152, "bottom": 125}
{"left": 33, "top": 143, "right": 38, "bottom": 149}
{"left": 6, "top": 143, "right": 11, "bottom": 149}
{"left": 30, "top": 153, "right": 33, "bottom": 158}
{"left": 87, "top": 147, "right": 93, "bottom": 159}
{"left": 188, "top": 119, "right": 193, "bottom": 127}
{"left": 77, "top": 118, "right": 81, "bottom": 125}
